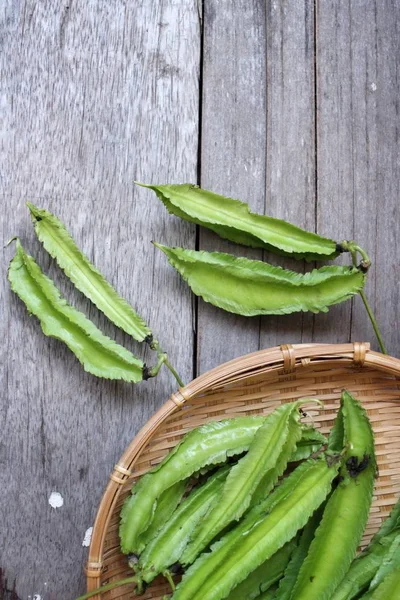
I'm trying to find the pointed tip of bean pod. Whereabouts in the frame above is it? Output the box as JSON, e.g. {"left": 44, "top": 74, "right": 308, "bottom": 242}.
{"left": 26, "top": 201, "right": 47, "bottom": 223}
{"left": 4, "top": 235, "right": 19, "bottom": 249}
{"left": 153, "top": 241, "right": 167, "bottom": 252}
{"left": 134, "top": 181, "right": 154, "bottom": 190}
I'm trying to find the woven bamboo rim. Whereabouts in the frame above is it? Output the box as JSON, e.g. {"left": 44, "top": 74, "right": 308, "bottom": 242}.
{"left": 86, "top": 342, "right": 400, "bottom": 599}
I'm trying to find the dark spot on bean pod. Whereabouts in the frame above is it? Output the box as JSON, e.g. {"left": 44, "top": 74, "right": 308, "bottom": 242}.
{"left": 346, "top": 454, "right": 370, "bottom": 477}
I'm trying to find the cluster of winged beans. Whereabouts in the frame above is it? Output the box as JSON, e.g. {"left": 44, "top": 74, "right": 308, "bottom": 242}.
{"left": 76, "top": 390, "right": 400, "bottom": 600}
{"left": 142, "top": 183, "right": 371, "bottom": 318}
{"left": 7, "top": 204, "right": 183, "bottom": 386}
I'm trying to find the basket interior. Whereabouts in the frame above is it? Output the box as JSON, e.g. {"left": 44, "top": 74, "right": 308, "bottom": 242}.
{"left": 97, "top": 360, "right": 400, "bottom": 599}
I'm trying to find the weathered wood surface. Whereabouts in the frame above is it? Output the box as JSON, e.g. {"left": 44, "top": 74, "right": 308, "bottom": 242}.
{"left": 0, "top": 2, "right": 199, "bottom": 598}
{"left": 1, "top": 0, "right": 399, "bottom": 598}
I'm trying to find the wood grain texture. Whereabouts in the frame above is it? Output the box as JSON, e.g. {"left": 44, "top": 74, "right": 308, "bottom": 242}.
{"left": 0, "top": 1, "right": 199, "bottom": 598}
{"left": 198, "top": 0, "right": 267, "bottom": 373}
{"left": 314, "top": 0, "right": 400, "bottom": 353}
{"left": 260, "top": 0, "right": 316, "bottom": 347}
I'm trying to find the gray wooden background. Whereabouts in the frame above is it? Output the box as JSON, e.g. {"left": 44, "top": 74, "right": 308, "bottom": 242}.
{"left": 1, "top": 1, "right": 399, "bottom": 598}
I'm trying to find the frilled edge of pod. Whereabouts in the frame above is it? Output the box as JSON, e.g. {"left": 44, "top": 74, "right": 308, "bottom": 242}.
{"left": 27, "top": 202, "right": 153, "bottom": 344}
{"left": 8, "top": 239, "right": 144, "bottom": 383}
{"left": 288, "top": 391, "right": 376, "bottom": 600}
{"left": 119, "top": 417, "right": 266, "bottom": 555}
{"left": 139, "top": 466, "right": 231, "bottom": 584}
{"left": 137, "top": 479, "right": 187, "bottom": 550}
{"left": 367, "top": 534, "right": 400, "bottom": 593}
{"left": 139, "top": 182, "right": 341, "bottom": 261}
{"left": 155, "top": 244, "right": 366, "bottom": 317}
{"left": 331, "top": 529, "right": 400, "bottom": 600}
{"left": 225, "top": 540, "right": 296, "bottom": 600}
{"left": 173, "top": 456, "right": 341, "bottom": 600}
{"left": 168, "top": 459, "right": 309, "bottom": 596}
{"left": 182, "top": 403, "right": 305, "bottom": 564}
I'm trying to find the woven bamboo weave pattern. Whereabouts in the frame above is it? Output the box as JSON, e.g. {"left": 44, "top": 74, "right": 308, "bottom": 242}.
{"left": 86, "top": 343, "right": 400, "bottom": 599}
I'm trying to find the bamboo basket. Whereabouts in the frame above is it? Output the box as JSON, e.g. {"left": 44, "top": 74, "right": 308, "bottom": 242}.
{"left": 86, "top": 342, "right": 400, "bottom": 599}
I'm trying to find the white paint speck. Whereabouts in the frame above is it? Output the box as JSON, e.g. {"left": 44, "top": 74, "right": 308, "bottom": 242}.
{"left": 82, "top": 526, "right": 93, "bottom": 547}
{"left": 370, "top": 82, "right": 377, "bottom": 92}
{"left": 48, "top": 491, "right": 64, "bottom": 509}
{"left": 33, "top": 595, "right": 42, "bottom": 600}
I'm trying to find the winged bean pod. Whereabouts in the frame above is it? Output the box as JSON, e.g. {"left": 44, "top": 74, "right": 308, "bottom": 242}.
{"left": 331, "top": 529, "right": 400, "bottom": 600}
{"left": 182, "top": 402, "right": 310, "bottom": 564}
{"left": 8, "top": 240, "right": 144, "bottom": 382}
{"left": 155, "top": 245, "right": 366, "bottom": 317}
{"left": 141, "top": 183, "right": 340, "bottom": 260}
{"left": 290, "top": 391, "right": 376, "bottom": 600}
{"left": 175, "top": 459, "right": 320, "bottom": 599}
{"left": 119, "top": 416, "right": 266, "bottom": 554}
{"left": 172, "top": 456, "right": 341, "bottom": 600}
{"left": 364, "top": 534, "right": 400, "bottom": 596}
{"left": 139, "top": 466, "right": 231, "bottom": 583}
{"left": 273, "top": 503, "right": 325, "bottom": 600}
{"left": 331, "top": 498, "right": 400, "bottom": 600}
{"left": 137, "top": 479, "right": 186, "bottom": 549}
{"left": 360, "top": 565, "right": 400, "bottom": 599}
{"left": 290, "top": 426, "right": 326, "bottom": 462}
{"left": 27, "top": 203, "right": 152, "bottom": 343}
{"left": 369, "top": 497, "right": 400, "bottom": 544}
{"left": 226, "top": 541, "right": 296, "bottom": 600}
{"left": 258, "top": 588, "right": 278, "bottom": 600}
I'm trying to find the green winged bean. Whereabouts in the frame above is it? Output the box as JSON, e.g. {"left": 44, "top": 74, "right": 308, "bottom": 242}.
{"left": 360, "top": 564, "right": 400, "bottom": 599}
{"left": 155, "top": 245, "right": 365, "bottom": 317}
{"left": 141, "top": 183, "right": 340, "bottom": 261}
{"left": 290, "top": 391, "right": 376, "bottom": 600}
{"left": 182, "top": 401, "right": 311, "bottom": 564}
{"left": 258, "top": 588, "right": 279, "bottom": 600}
{"left": 370, "top": 497, "right": 400, "bottom": 544}
{"left": 331, "top": 498, "right": 400, "bottom": 600}
{"left": 172, "top": 456, "right": 341, "bottom": 600}
{"left": 273, "top": 503, "right": 325, "bottom": 600}
{"left": 119, "top": 416, "right": 266, "bottom": 554}
{"left": 174, "top": 459, "right": 321, "bottom": 600}
{"left": 226, "top": 540, "right": 296, "bottom": 600}
{"left": 289, "top": 426, "right": 326, "bottom": 462}
{"left": 139, "top": 465, "right": 230, "bottom": 583}
{"left": 331, "top": 529, "right": 400, "bottom": 600}
{"left": 137, "top": 479, "right": 186, "bottom": 549}
{"left": 27, "top": 203, "right": 153, "bottom": 344}
{"left": 8, "top": 240, "right": 144, "bottom": 382}
{"left": 364, "top": 535, "right": 400, "bottom": 595}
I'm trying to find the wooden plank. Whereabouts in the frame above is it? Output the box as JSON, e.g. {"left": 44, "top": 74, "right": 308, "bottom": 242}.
{"left": 198, "top": 0, "right": 267, "bottom": 374}
{"left": 259, "top": 0, "right": 316, "bottom": 349}
{"left": 199, "top": 0, "right": 316, "bottom": 373}
{"left": 314, "top": 0, "right": 400, "bottom": 355}
{"left": 0, "top": 1, "right": 199, "bottom": 598}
